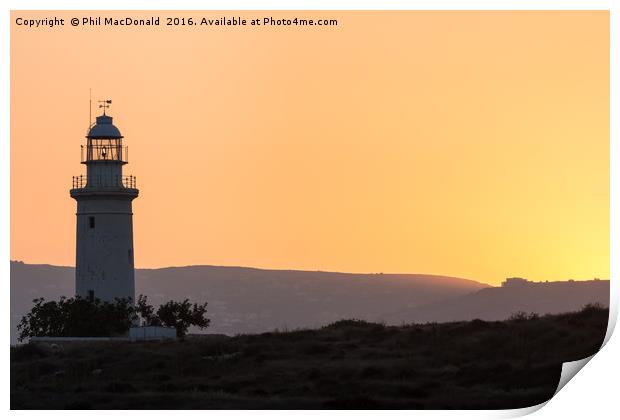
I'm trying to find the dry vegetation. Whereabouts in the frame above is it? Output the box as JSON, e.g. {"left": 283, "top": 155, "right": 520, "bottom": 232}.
{"left": 11, "top": 305, "right": 607, "bottom": 409}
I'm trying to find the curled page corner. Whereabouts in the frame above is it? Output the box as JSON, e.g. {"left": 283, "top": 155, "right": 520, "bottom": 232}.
{"left": 554, "top": 355, "right": 595, "bottom": 396}
{"left": 504, "top": 359, "right": 597, "bottom": 420}
{"left": 550, "top": 297, "right": 617, "bottom": 398}
{"left": 502, "top": 400, "right": 548, "bottom": 418}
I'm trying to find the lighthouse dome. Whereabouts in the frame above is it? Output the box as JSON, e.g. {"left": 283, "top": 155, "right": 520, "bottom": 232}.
{"left": 87, "top": 115, "right": 123, "bottom": 139}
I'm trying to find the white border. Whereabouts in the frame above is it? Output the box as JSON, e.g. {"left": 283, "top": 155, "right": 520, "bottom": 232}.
{"left": 3, "top": 1, "right": 617, "bottom": 419}
{"left": 1, "top": 1, "right": 615, "bottom": 11}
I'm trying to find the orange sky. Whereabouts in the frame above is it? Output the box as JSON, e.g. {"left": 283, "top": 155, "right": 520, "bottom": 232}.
{"left": 10, "top": 11, "right": 609, "bottom": 285}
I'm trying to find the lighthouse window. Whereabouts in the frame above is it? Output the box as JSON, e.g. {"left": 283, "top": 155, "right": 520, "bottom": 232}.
{"left": 87, "top": 290, "right": 95, "bottom": 301}
{"left": 89, "top": 217, "right": 95, "bottom": 229}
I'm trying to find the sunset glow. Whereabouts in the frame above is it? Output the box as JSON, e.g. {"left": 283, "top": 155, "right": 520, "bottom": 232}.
{"left": 10, "top": 11, "right": 609, "bottom": 285}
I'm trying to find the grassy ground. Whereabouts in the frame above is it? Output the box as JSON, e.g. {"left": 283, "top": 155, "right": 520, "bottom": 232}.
{"left": 11, "top": 305, "right": 608, "bottom": 409}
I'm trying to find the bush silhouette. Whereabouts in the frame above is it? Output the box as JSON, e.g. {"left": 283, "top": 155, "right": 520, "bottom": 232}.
{"left": 17, "top": 296, "right": 135, "bottom": 341}
{"left": 17, "top": 295, "right": 210, "bottom": 341}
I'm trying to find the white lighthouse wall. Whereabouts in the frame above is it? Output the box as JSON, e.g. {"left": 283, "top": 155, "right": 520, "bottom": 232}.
{"left": 75, "top": 197, "right": 135, "bottom": 303}
{"left": 87, "top": 162, "right": 124, "bottom": 187}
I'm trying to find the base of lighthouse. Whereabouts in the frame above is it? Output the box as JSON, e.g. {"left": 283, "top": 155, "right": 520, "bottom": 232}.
{"left": 71, "top": 188, "right": 139, "bottom": 303}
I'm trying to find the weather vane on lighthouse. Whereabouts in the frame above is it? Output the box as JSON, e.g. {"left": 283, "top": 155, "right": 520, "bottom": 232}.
{"left": 98, "top": 99, "right": 112, "bottom": 115}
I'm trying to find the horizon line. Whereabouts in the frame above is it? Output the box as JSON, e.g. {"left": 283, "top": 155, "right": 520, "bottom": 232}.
{"left": 9, "top": 259, "right": 608, "bottom": 284}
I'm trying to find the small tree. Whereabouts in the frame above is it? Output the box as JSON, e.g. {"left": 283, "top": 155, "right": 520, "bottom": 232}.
{"left": 156, "top": 299, "right": 210, "bottom": 337}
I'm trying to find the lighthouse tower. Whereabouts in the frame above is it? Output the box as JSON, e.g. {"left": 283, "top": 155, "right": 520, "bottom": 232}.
{"left": 70, "top": 100, "right": 138, "bottom": 303}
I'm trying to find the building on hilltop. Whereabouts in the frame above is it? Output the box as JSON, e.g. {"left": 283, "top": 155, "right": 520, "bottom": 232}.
{"left": 501, "top": 277, "right": 531, "bottom": 288}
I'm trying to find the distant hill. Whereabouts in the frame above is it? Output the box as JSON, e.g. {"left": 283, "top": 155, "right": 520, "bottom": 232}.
{"left": 10, "top": 261, "right": 487, "bottom": 343}
{"left": 10, "top": 262, "right": 609, "bottom": 344}
{"left": 386, "top": 278, "right": 610, "bottom": 324}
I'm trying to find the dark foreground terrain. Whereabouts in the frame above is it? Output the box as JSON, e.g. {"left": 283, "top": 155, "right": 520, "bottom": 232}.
{"left": 11, "top": 305, "right": 608, "bottom": 410}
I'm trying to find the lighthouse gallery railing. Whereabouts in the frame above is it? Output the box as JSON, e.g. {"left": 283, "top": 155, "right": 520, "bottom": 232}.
{"left": 72, "top": 174, "right": 137, "bottom": 189}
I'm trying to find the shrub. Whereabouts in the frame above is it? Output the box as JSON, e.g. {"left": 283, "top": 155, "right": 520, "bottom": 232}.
{"left": 17, "top": 296, "right": 135, "bottom": 342}
{"left": 508, "top": 311, "right": 539, "bottom": 322}
{"left": 17, "top": 295, "right": 210, "bottom": 341}
{"left": 580, "top": 302, "right": 606, "bottom": 315}
{"left": 324, "top": 319, "right": 384, "bottom": 330}
{"left": 136, "top": 295, "right": 160, "bottom": 326}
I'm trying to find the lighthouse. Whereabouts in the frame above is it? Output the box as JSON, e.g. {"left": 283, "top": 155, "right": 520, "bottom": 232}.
{"left": 70, "top": 100, "right": 138, "bottom": 303}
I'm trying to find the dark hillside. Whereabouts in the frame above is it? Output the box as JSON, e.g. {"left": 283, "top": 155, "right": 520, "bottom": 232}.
{"left": 393, "top": 279, "right": 610, "bottom": 324}
{"left": 11, "top": 305, "right": 608, "bottom": 409}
